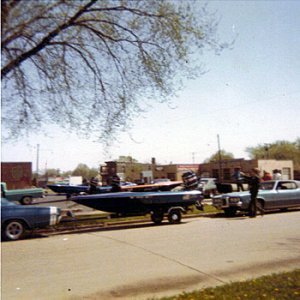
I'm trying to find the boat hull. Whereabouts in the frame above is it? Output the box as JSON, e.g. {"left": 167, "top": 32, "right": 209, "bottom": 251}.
{"left": 72, "top": 190, "right": 202, "bottom": 215}
{"left": 47, "top": 184, "right": 111, "bottom": 195}
{"left": 47, "top": 181, "right": 182, "bottom": 196}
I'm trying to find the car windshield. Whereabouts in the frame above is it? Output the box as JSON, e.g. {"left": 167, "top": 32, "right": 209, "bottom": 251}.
{"left": 260, "top": 182, "right": 275, "bottom": 190}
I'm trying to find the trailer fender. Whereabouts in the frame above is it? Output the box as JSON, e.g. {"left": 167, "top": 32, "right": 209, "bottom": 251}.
{"left": 167, "top": 206, "right": 185, "bottom": 214}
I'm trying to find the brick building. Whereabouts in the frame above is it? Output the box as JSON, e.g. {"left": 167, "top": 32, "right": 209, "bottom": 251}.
{"left": 100, "top": 159, "right": 199, "bottom": 185}
{"left": 199, "top": 158, "right": 294, "bottom": 182}
{"left": 100, "top": 158, "right": 294, "bottom": 185}
{"left": 1, "top": 162, "right": 33, "bottom": 189}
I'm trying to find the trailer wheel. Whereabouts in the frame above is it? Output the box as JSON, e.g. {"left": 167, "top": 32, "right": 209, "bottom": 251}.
{"left": 168, "top": 210, "right": 182, "bottom": 224}
{"left": 151, "top": 211, "right": 164, "bottom": 224}
{"left": 21, "top": 196, "right": 33, "bottom": 205}
{"left": 2, "top": 220, "right": 26, "bottom": 240}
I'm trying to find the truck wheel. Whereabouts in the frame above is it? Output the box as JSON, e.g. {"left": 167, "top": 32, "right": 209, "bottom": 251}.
{"left": 3, "top": 220, "right": 25, "bottom": 240}
{"left": 168, "top": 210, "right": 182, "bottom": 224}
{"left": 21, "top": 196, "right": 33, "bottom": 205}
{"left": 151, "top": 211, "right": 164, "bottom": 224}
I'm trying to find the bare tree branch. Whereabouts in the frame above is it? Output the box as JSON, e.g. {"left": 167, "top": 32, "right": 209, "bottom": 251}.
{"left": 1, "top": 0, "right": 231, "bottom": 143}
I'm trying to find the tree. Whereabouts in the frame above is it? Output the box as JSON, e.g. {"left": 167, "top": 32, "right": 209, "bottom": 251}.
{"left": 45, "top": 168, "right": 61, "bottom": 177}
{"left": 72, "top": 163, "right": 99, "bottom": 179}
{"left": 246, "top": 139, "right": 300, "bottom": 168}
{"left": 204, "top": 150, "right": 234, "bottom": 163}
{"left": 2, "top": 0, "right": 230, "bottom": 143}
{"left": 115, "top": 156, "right": 138, "bottom": 163}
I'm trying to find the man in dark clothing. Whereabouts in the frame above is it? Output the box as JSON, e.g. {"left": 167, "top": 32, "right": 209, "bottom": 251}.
{"left": 242, "top": 168, "right": 264, "bottom": 217}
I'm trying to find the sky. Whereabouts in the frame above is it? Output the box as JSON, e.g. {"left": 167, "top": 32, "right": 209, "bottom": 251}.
{"left": 2, "top": 1, "right": 300, "bottom": 173}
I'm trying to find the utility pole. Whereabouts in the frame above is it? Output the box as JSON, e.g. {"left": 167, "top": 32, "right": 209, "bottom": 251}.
{"left": 36, "top": 144, "right": 40, "bottom": 185}
{"left": 217, "top": 135, "right": 222, "bottom": 182}
{"left": 264, "top": 143, "right": 270, "bottom": 159}
{"left": 192, "top": 152, "right": 195, "bottom": 164}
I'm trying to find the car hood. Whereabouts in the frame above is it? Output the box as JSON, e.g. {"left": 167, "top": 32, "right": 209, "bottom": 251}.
{"left": 216, "top": 190, "right": 271, "bottom": 199}
{"left": 217, "top": 191, "right": 250, "bottom": 198}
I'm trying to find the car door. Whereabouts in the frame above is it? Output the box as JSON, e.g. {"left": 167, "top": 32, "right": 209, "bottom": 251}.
{"left": 274, "top": 181, "right": 300, "bottom": 208}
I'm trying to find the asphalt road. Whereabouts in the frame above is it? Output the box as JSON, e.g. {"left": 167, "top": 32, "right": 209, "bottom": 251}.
{"left": 2, "top": 209, "right": 300, "bottom": 300}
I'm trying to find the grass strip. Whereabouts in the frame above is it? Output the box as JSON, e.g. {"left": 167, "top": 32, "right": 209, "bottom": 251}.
{"left": 153, "top": 269, "right": 300, "bottom": 300}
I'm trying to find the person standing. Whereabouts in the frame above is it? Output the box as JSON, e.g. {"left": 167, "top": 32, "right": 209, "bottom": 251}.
{"left": 232, "top": 167, "right": 244, "bottom": 191}
{"left": 242, "top": 168, "right": 264, "bottom": 218}
{"left": 262, "top": 171, "right": 272, "bottom": 181}
{"left": 272, "top": 169, "right": 282, "bottom": 180}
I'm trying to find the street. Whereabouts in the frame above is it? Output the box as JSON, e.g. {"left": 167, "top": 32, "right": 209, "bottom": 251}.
{"left": 2, "top": 210, "right": 300, "bottom": 300}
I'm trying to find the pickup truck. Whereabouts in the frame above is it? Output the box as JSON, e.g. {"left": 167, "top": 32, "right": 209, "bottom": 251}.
{"left": 1, "top": 182, "right": 44, "bottom": 205}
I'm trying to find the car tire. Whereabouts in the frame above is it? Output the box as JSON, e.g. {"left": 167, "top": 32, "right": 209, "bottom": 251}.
{"left": 2, "top": 220, "right": 26, "bottom": 241}
{"left": 224, "top": 208, "right": 237, "bottom": 217}
{"left": 168, "top": 210, "right": 182, "bottom": 224}
{"left": 257, "top": 200, "right": 265, "bottom": 212}
{"left": 21, "top": 196, "right": 33, "bottom": 205}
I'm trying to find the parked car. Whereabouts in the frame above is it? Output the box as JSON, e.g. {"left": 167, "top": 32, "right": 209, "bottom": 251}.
{"left": 1, "top": 182, "right": 44, "bottom": 205}
{"left": 1, "top": 198, "right": 62, "bottom": 240}
{"left": 198, "top": 178, "right": 218, "bottom": 198}
{"left": 212, "top": 180, "right": 300, "bottom": 217}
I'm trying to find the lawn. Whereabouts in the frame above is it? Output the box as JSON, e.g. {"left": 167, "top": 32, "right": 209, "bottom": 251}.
{"left": 152, "top": 269, "right": 300, "bottom": 300}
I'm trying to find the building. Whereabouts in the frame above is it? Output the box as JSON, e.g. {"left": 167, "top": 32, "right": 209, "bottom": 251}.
{"left": 199, "top": 159, "right": 294, "bottom": 182}
{"left": 1, "top": 162, "right": 33, "bottom": 189}
{"left": 100, "top": 158, "right": 294, "bottom": 186}
{"left": 100, "top": 160, "right": 150, "bottom": 185}
{"left": 152, "top": 164, "right": 199, "bottom": 181}
{"left": 100, "top": 159, "right": 199, "bottom": 185}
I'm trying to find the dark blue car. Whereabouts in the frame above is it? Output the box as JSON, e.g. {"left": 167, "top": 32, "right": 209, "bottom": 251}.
{"left": 1, "top": 198, "right": 62, "bottom": 241}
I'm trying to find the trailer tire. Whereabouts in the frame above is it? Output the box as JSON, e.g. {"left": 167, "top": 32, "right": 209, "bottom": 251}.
{"left": 168, "top": 210, "right": 182, "bottom": 224}
{"left": 151, "top": 211, "right": 164, "bottom": 224}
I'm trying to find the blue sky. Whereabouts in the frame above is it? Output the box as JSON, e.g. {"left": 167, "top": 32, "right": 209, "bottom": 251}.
{"left": 2, "top": 0, "right": 300, "bottom": 172}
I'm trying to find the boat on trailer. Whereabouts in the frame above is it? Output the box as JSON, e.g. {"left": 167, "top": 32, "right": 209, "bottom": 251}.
{"left": 72, "top": 190, "right": 203, "bottom": 224}
{"left": 47, "top": 181, "right": 182, "bottom": 198}
{"left": 47, "top": 184, "right": 112, "bottom": 198}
